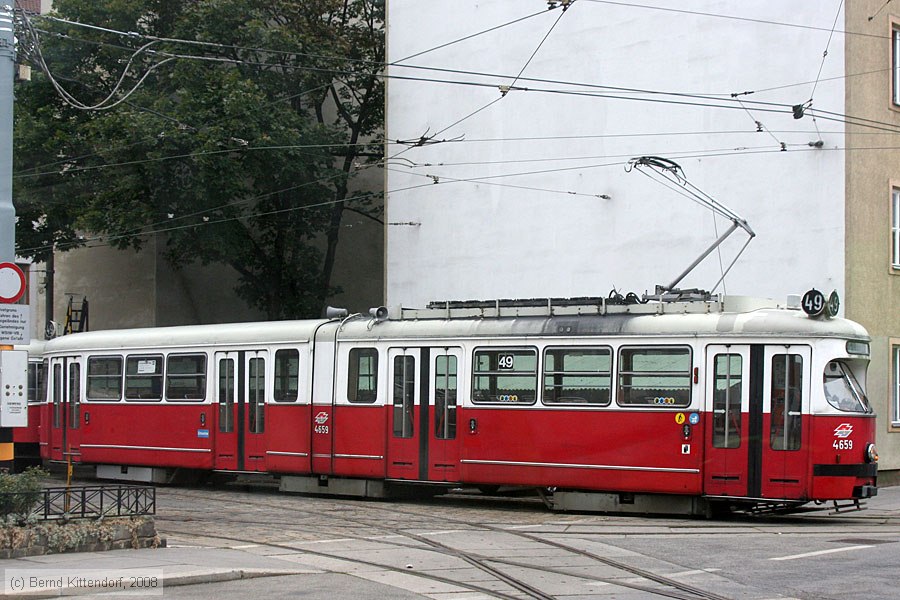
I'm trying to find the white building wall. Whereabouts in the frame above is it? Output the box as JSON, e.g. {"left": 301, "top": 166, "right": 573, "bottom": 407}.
{"left": 386, "top": 0, "right": 846, "bottom": 308}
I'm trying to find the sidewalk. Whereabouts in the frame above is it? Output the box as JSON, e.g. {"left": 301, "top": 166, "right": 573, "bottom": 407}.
{"left": 1, "top": 485, "right": 897, "bottom": 597}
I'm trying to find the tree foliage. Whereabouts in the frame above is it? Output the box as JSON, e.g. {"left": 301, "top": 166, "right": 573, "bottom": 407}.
{"left": 14, "top": 0, "right": 384, "bottom": 319}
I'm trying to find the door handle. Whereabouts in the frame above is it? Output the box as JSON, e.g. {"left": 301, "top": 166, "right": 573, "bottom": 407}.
{"left": 469, "top": 418, "right": 477, "bottom": 434}
{"left": 84, "top": 412, "right": 90, "bottom": 425}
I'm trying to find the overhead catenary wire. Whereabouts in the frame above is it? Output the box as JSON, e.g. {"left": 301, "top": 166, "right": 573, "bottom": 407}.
{"left": 19, "top": 11, "right": 174, "bottom": 111}
{"left": 427, "top": 1, "right": 573, "bottom": 140}
{"left": 26, "top": 10, "right": 900, "bottom": 138}
{"left": 580, "top": 0, "right": 890, "bottom": 40}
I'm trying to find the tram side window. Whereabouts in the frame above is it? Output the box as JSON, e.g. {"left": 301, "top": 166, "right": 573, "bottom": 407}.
{"left": 218, "top": 358, "right": 235, "bottom": 434}
{"left": 273, "top": 349, "right": 300, "bottom": 402}
{"left": 393, "top": 355, "right": 415, "bottom": 438}
{"left": 543, "top": 347, "right": 611, "bottom": 405}
{"left": 68, "top": 363, "right": 80, "bottom": 430}
{"left": 348, "top": 348, "right": 378, "bottom": 403}
{"left": 52, "top": 363, "right": 61, "bottom": 428}
{"left": 712, "top": 354, "right": 742, "bottom": 448}
{"left": 125, "top": 355, "right": 163, "bottom": 401}
{"left": 617, "top": 346, "right": 692, "bottom": 407}
{"left": 248, "top": 357, "right": 265, "bottom": 433}
{"left": 770, "top": 354, "right": 802, "bottom": 451}
{"left": 86, "top": 356, "right": 123, "bottom": 401}
{"left": 435, "top": 354, "right": 457, "bottom": 439}
{"left": 166, "top": 354, "right": 207, "bottom": 401}
{"left": 27, "top": 360, "right": 46, "bottom": 404}
{"left": 472, "top": 348, "right": 537, "bottom": 404}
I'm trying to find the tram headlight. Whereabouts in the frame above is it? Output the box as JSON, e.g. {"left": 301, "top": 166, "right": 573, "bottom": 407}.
{"left": 865, "top": 443, "right": 879, "bottom": 464}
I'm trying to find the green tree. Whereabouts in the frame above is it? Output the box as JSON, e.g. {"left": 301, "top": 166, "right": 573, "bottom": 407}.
{"left": 14, "top": 0, "right": 384, "bottom": 319}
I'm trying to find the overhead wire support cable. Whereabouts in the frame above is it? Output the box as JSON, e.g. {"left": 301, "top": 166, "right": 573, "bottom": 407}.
{"left": 429, "top": 1, "right": 574, "bottom": 140}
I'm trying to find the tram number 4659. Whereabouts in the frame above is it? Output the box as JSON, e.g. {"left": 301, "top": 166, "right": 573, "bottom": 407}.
{"left": 833, "top": 439, "right": 853, "bottom": 450}
{"left": 315, "top": 425, "right": 329, "bottom": 434}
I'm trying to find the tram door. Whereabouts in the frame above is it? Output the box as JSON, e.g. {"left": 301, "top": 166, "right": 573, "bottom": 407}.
{"left": 48, "top": 356, "right": 82, "bottom": 462}
{"left": 429, "top": 348, "right": 462, "bottom": 482}
{"left": 703, "top": 345, "right": 750, "bottom": 497}
{"left": 386, "top": 348, "right": 422, "bottom": 479}
{"left": 214, "top": 350, "right": 268, "bottom": 471}
{"left": 760, "top": 345, "right": 810, "bottom": 500}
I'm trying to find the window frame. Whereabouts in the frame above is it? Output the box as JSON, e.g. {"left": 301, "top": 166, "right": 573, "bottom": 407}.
{"left": 392, "top": 354, "right": 416, "bottom": 438}
{"left": 434, "top": 352, "right": 458, "bottom": 440}
{"left": 892, "top": 187, "right": 900, "bottom": 270}
{"left": 541, "top": 345, "right": 613, "bottom": 406}
{"left": 165, "top": 353, "right": 208, "bottom": 402}
{"left": 616, "top": 345, "right": 693, "bottom": 408}
{"left": 86, "top": 355, "right": 124, "bottom": 402}
{"left": 894, "top": 25, "right": 900, "bottom": 106}
{"left": 273, "top": 348, "right": 300, "bottom": 403}
{"left": 348, "top": 347, "right": 379, "bottom": 404}
{"left": 892, "top": 342, "right": 900, "bottom": 427}
{"left": 471, "top": 346, "right": 538, "bottom": 405}
{"left": 124, "top": 354, "right": 164, "bottom": 402}
{"left": 712, "top": 352, "right": 743, "bottom": 449}
{"left": 27, "top": 360, "right": 46, "bottom": 405}
{"left": 770, "top": 353, "right": 804, "bottom": 452}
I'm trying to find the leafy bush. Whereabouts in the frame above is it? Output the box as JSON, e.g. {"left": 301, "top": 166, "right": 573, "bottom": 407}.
{"left": 0, "top": 467, "right": 47, "bottom": 523}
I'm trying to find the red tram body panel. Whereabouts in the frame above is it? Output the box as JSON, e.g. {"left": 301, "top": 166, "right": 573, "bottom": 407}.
{"left": 25, "top": 296, "right": 877, "bottom": 513}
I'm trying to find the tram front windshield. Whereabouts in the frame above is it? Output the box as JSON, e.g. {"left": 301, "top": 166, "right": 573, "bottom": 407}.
{"left": 823, "top": 360, "right": 871, "bottom": 413}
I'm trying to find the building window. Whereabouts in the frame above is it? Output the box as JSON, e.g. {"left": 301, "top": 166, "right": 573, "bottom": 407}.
{"left": 893, "top": 345, "right": 900, "bottom": 426}
{"left": 893, "top": 188, "right": 900, "bottom": 269}
{"left": 895, "top": 27, "right": 900, "bottom": 105}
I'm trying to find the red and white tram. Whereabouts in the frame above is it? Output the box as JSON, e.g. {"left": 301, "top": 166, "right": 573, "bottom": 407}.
{"left": 35, "top": 295, "right": 878, "bottom": 514}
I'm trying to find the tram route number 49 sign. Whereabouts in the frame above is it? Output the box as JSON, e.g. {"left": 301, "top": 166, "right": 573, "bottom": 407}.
{"left": 801, "top": 288, "right": 840, "bottom": 319}
{"left": 0, "top": 263, "right": 30, "bottom": 345}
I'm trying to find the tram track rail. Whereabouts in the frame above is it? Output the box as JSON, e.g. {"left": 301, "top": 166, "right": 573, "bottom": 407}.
{"left": 155, "top": 486, "right": 768, "bottom": 600}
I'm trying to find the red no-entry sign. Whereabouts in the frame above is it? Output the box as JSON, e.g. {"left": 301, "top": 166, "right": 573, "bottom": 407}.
{"left": 0, "top": 262, "right": 26, "bottom": 304}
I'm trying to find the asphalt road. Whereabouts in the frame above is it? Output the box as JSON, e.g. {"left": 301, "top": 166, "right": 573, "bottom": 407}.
{"left": 148, "top": 481, "right": 900, "bottom": 599}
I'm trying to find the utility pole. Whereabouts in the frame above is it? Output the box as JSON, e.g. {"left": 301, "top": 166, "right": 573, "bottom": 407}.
{"left": 0, "top": 5, "right": 18, "bottom": 471}
{"left": 0, "top": 5, "right": 13, "bottom": 263}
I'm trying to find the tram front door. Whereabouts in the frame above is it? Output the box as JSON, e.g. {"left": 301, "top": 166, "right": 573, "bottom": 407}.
{"left": 703, "top": 345, "right": 750, "bottom": 497}
{"left": 704, "top": 344, "right": 810, "bottom": 501}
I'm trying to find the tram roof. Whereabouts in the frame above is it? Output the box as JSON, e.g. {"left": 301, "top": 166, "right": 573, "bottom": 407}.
{"left": 344, "top": 305, "right": 868, "bottom": 341}
{"left": 40, "top": 297, "right": 868, "bottom": 354}
{"left": 43, "top": 319, "right": 328, "bottom": 353}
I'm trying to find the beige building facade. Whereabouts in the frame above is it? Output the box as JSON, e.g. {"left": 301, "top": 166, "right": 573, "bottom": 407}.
{"left": 845, "top": 4, "right": 900, "bottom": 481}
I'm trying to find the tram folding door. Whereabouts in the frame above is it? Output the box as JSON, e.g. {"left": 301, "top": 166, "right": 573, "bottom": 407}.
{"left": 386, "top": 347, "right": 464, "bottom": 483}
{"left": 761, "top": 345, "right": 811, "bottom": 500}
{"left": 47, "top": 356, "right": 82, "bottom": 463}
{"left": 213, "top": 350, "right": 268, "bottom": 472}
{"left": 386, "top": 348, "right": 421, "bottom": 480}
{"left": 429, "top": 348, "right": 462, "bottom": 482}
{"left": 703, "top": 345, "right": 751, "bottom": 497}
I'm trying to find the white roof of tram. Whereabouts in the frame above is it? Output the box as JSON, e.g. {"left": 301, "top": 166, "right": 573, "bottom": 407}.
{"left": 40, "top": 296, "right": 868, "bottom": 355}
